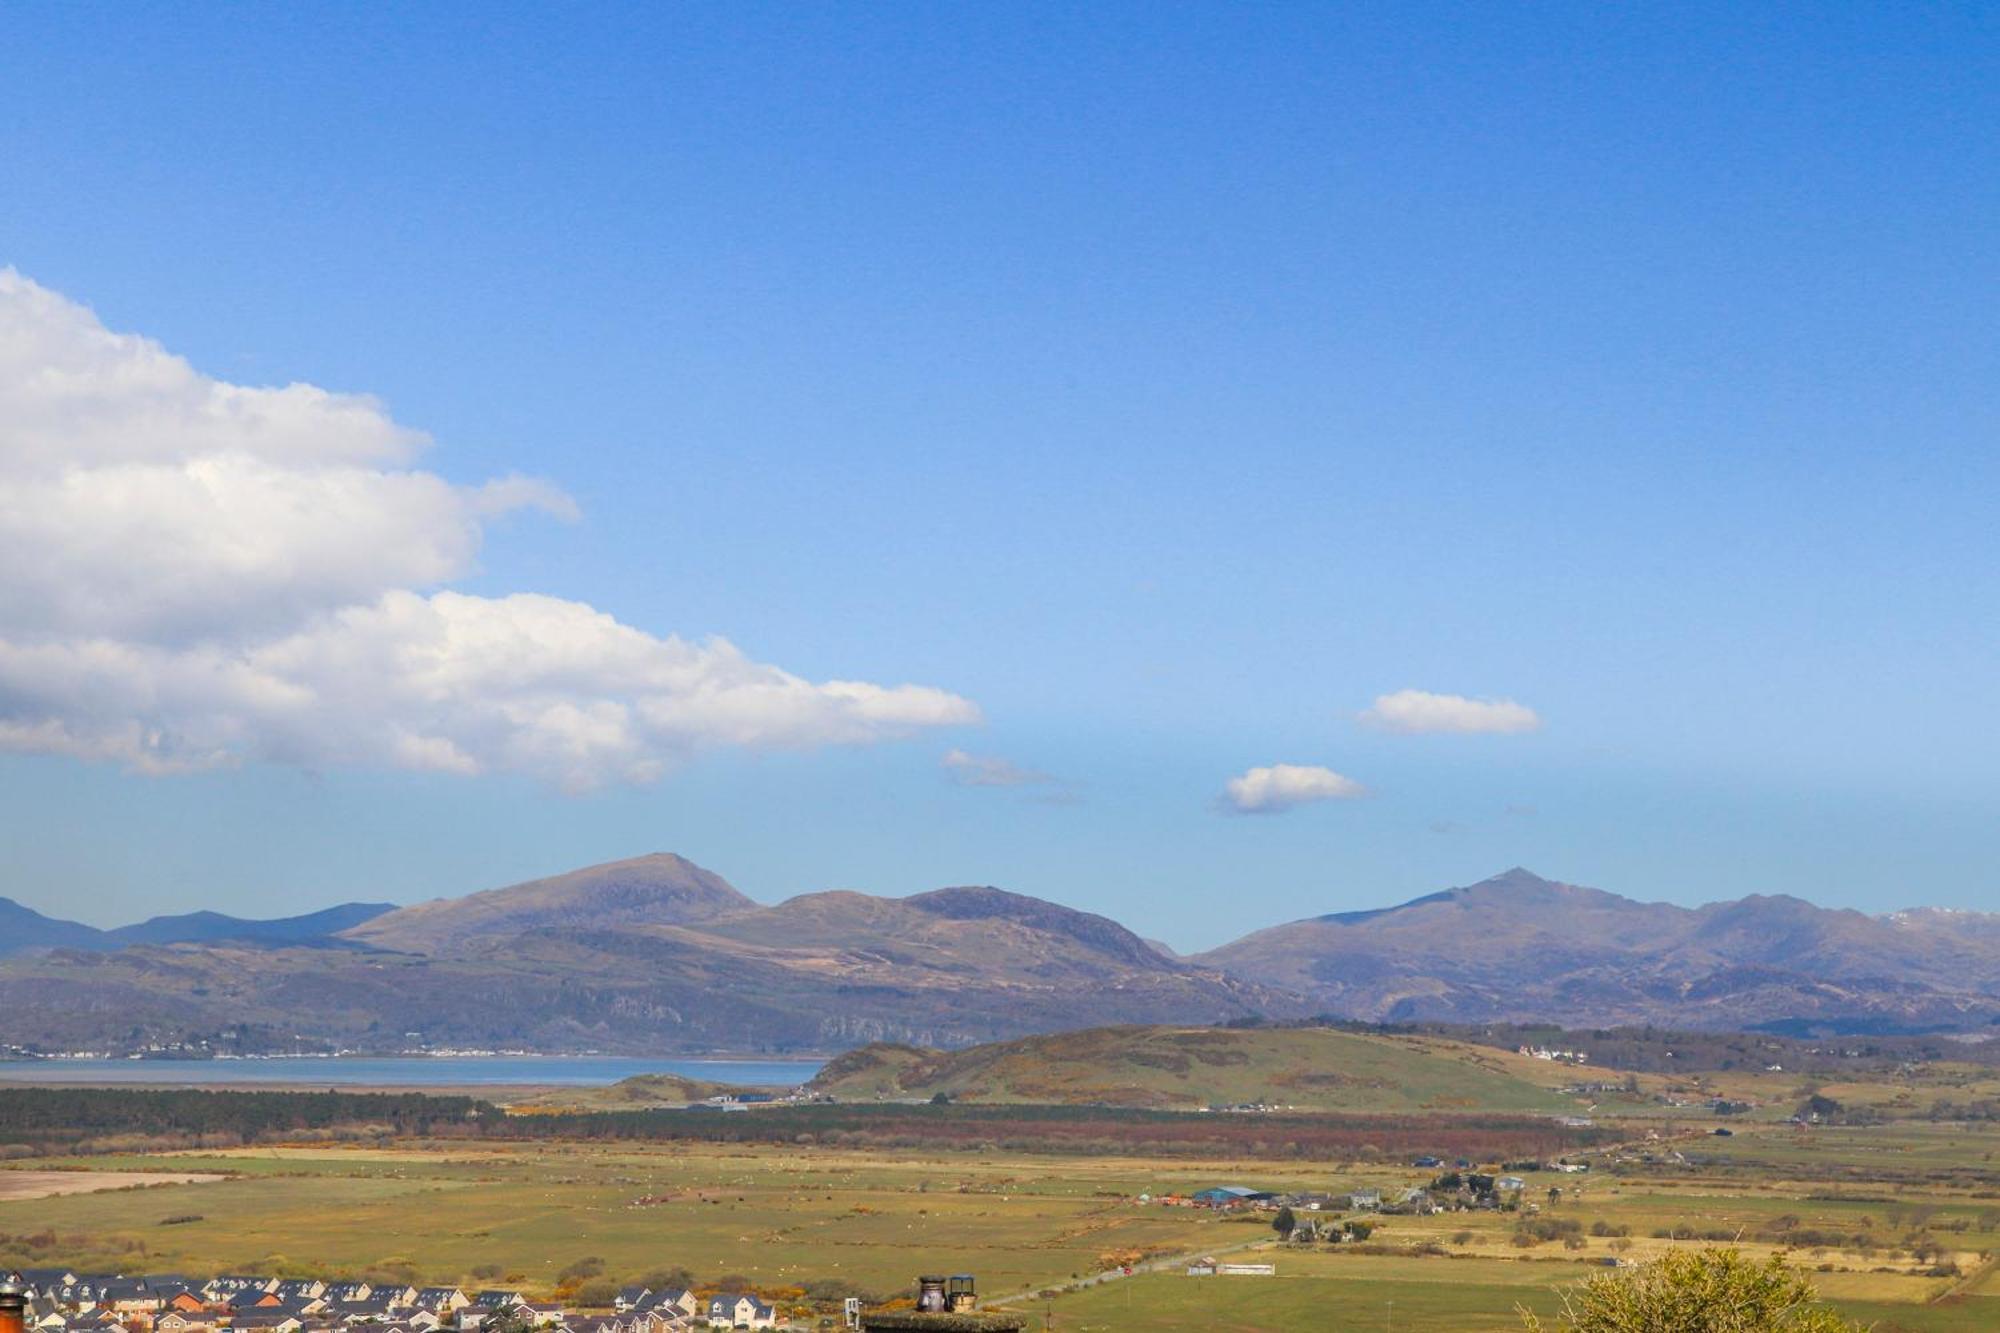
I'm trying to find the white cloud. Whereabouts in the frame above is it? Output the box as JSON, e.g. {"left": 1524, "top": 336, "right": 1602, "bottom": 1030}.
{"left": 1219, "top": 763, "right": 1367, "bottom": 815}
{"left": 1358, "top": 689, "right": 1542, "bottom": 735}
{"left": 941, "top": 748, "right": 1056, "bottom": 788}
{"left": 0, "top": 271, "right": 978, "bottom": 789}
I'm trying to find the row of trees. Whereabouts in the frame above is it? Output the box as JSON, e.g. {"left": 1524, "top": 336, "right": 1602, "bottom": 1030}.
{"left": 0, "top": 1088, "right": 496, "bottom": 1151}
{"left": 0, "top": 1086, "right": 1619, "bottom": 1161}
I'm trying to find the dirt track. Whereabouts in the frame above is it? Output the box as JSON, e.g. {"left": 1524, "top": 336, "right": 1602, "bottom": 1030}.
{"left": 0, "top": 1169, "right": 224, "bottom": 1199}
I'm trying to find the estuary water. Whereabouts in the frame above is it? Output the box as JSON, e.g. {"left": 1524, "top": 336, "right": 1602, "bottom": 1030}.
{"left": 0, "top": 1054, "right": 825, "bottom": 1087}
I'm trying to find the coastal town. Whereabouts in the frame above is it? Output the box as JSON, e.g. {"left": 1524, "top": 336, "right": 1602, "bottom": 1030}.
{"left": 0, "top": 1276, "right": 773, "bottom": 1333}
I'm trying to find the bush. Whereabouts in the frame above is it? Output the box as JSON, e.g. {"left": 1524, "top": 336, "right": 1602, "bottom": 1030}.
{"left": 1515, "top": 1218, "right": 1584, "bottom": 1245}
{"left": 1521, "top": 1248, "right": 1867, "bottom": 1332}
{"left": 573, "top": 1279, "right": 619, "bottom": 1309}
{"left": 641, "top": 1268, "right": 697, "bottom": 1292}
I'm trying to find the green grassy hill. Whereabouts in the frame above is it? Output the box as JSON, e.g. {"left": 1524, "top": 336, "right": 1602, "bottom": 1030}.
{"left": 807, "top": 1024, "right": 1578, "bottom": 1113}
{"left": 503, "top": 1071, "right": 763, "bottom": 1112}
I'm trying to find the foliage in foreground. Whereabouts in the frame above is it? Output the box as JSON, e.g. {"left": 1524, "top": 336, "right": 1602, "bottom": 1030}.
{"left": 1522, "top": 1249, "right": 1867, "bottom": 1333}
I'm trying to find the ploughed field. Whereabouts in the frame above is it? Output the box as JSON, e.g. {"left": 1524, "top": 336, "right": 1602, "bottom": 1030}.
{"left": 0, "top": 1116, "right": 1996, "bottom": 1329}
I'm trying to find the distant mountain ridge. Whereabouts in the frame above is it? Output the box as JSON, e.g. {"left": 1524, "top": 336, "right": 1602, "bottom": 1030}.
{"left": 0, "top": 858, "right": 1992, "bottom": 1055}
{"left": 344, "top": 852, "right": 752, "bottom": 954}
{"left": 0, "top": 854, "right": 1285, "bottom": 1054}
{"left": 1194, "top": 867, "right": 2000, "bottom": 1032}
{"left": 0, "top": 897, "right": 395, "bottom": 957}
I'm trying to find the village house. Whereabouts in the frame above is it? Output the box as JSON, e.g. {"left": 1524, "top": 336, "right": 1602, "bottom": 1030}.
{"left": 99, "top": 1281, "right": 162, "bottom": 1316}
{"left": 642, "top": 1293, "right": 699, "bottom": 1320}
{"left": 703, "top": 1295, "right": 774, "bottom": 1330}
{"left": 230, "top": 1314, "right": 306, "bottom": 1333}
{"left": 2, "top": 1269, "right": 720, "bottom": 1333}
{"left": 157, "top": 1289, "right": 208, "bottom": 1316}
{"left": 1190, "top": 1185, "right": 1274, "bottom": 1208}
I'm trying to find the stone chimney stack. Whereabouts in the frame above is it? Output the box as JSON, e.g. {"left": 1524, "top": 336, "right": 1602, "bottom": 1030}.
{"left": 0, "top": 1272, "right": 27, "bottom": 1333}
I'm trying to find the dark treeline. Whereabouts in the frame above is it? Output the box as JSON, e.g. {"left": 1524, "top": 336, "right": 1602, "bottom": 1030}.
{"left": 0, "top": 1087, "right": 497, "bottom": 1152}
{"left": 0, "top": 1086, "right": 1610, "bottom": 1161}
{"left": 501, "top": 1103, "right": 1612, "bottom": 1160}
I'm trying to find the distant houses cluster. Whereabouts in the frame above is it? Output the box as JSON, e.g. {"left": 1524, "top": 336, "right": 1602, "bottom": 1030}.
{"left": 1516, "top": 1046, "right": 1589, "bottom": 1065}
{"left": 1147, "top": 1154, "right": 1595, "bottom": 1227}
{"left": 2, "top": 1275, "right": 777, "bottom": 1333}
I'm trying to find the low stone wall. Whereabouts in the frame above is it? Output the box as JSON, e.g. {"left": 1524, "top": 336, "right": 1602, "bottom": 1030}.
{"left": 857, "top": 1312, "right": 1027, "bottom": 1332}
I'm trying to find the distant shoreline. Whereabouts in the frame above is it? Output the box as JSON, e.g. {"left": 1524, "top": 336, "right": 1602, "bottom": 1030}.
{"left": 0, "top": 1050, "right": 839, "bottom": 1061}
{"left": 0, "top": 1053, "right": 827, "bottom": 1089}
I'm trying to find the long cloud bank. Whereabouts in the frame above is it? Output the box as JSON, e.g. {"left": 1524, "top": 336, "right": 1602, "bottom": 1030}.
{"left": 0, "top": 271, "right": 977, "bottom": 789}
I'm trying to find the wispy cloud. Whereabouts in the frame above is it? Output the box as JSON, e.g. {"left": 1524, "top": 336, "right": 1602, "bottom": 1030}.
{"left": 1358, "top": 689, "right": 1541, "bottom": 735}
{"left": 0, "top": 271, "right": 980, "bottom": 790}
{"left": 1219, "top": 763, "right": 1367, "bottom": 815}
{"left": 941, "top": 746, "right": 1071, "bottom": 790}
{"left": 941, "top": 749, "right": 1083, "bottom": 805}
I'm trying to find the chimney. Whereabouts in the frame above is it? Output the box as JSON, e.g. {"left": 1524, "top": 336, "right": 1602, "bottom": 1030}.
{"left": 0, "top": 1272, "right": 27, "bottom": 1333}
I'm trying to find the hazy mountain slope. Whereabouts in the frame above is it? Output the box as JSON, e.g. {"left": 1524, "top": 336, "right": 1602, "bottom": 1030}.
{"left": 0, "top": 898, "right": 107, "bottom": 956}
{"left": 806, "top": 1024, "right": 1573, "bottom": 1113}
{"left": 1196, "top": 868, "right": 2000, "bottom": 1029}
{"left": 0, "top": 859, "right": 1289, "bottom": 1054}
{"left": 0, "top": 898, "right": 392, "bottom": 957}
{"left": 0, "top": 918, "right": 1287, "bottom": 1055}
{"left": 1, "top": 860, "right": 1993, "bottom": 1054}
{"left": 343, "top": 853, "right": 754, "bottom": 954}
{"left": 691, "top": 885, "right": 1184, "bottom": 985}
{"left": 1201, "top": 869, "right": 1685, "bottom": 998}
{"left": 106, "top": 902, "right": 395, "bottom": 947}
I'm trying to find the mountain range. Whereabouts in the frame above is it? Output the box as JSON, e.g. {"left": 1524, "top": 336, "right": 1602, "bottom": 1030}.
{"left": 1192, "top": 867, "right": 2000, "bottom": 1034}
{"left": 0, "top": 857, "right": 1993, "bottom": 1055}
{"left": 0, "top": 897, "right": 396, "bottom": 955}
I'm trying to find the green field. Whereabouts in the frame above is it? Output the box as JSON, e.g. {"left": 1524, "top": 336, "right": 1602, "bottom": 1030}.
{"left": 1034, "top": 1254, "right": 1998, "bottom": 1333}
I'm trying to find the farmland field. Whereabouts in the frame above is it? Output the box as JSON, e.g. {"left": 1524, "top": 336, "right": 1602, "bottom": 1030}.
{"left": 0, "top": 1109, "right": 1994, "bottom": 1328}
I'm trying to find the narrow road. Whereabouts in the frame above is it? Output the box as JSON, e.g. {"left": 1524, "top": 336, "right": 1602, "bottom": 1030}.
{"left": 1928, "top": 1250, "right": 1996, "bottom": 1306}
{"left": 982, "top": 1232, "right": 1276, "bottom": 1309}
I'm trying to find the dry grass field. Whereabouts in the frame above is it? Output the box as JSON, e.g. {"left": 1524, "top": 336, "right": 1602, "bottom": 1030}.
{"left": 0, "top": 1170, "right": 226, "bottom": 1200}
{"left": 0, "top": 1108, "right": 1992, "bottom": 1328}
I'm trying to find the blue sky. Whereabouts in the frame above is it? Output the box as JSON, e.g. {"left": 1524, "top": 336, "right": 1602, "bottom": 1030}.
{"left": 1, "top": 3, "right": 1994, "bottom": 946}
